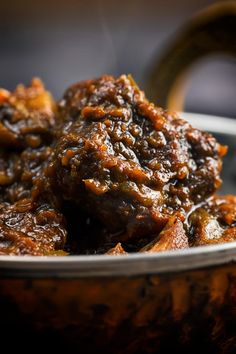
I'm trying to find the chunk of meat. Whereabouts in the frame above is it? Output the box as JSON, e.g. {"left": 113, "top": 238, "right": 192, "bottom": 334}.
{"left": 0, "top": 147, "right": 53, "bottom": 204}
{"left": 0, "top": 79, "right": 59, "bottom": 204}
{"left": 140, "top": 217, "right": 189, "bottom": 252}
{"left": 0, "top": 78, "right": 57, "bottom": 149}
{"left": 189, "top": 195, "right": 236, "bottom": 246}
{"left": 0, "top": 198, "right": 67, "bottom": 255}
{"left": 106, "top": 242, "right": 127, "bottom": 255}
{"left": 51, "top": 74, "right": 225, "bottom": 241}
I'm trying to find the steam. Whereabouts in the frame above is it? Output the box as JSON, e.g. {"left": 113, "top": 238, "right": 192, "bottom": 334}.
{"left": 96, "top": 0, "right": 118, "bottom": 73}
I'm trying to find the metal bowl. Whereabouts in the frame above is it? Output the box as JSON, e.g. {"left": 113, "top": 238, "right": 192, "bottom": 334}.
{"left": 1, "top": 113, "right": 236, "bottom": 354}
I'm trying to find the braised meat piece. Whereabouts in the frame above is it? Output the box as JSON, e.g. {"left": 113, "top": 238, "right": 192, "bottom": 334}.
{"left": 0, "top": 147, "right": 53, "bottom": 204}
{"left": 140, "top": 216, "right": 189, "bottom": 252}
{"left": 0, "top": 198, "right": 67, "bottom": 255}
{"left": 189, "top": 195, "right": 236, "bottom": 246}
{"left": 106, "top": 242, "right": 127, "bottom": 255}
{"left": 0, "top": 79, "right": 67, "bottom": 256}
{"left": 0, "top": 78, "right": 56, "bottom": 149}
{"left": 51, "top": 75, "right": 226, "bottom": 241}
{"left": 0, "top": 79, "right": 58, "bottom": 204}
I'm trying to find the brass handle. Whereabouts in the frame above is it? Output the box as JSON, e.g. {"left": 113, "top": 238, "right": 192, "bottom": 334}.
{"left": 146, "top": 2, "right": 236, "bottom": 111}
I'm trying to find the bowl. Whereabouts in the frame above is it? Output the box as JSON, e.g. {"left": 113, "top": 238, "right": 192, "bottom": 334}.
{"left": 1, "top": 113, "right": 236, "bottom": 354}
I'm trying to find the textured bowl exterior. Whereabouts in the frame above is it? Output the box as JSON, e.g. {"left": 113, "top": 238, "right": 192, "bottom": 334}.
{"left": 1, "top": 263, "right": 236, "bottom": 353}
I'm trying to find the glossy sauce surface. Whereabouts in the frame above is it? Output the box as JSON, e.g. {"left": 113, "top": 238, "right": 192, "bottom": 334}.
{"left": 0, "top": 75, "right": 234, "bottom": 255}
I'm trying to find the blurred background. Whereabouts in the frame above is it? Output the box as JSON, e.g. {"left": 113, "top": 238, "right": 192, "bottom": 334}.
{"left": 0, "top": 0, "right": 236, "bottom": 117}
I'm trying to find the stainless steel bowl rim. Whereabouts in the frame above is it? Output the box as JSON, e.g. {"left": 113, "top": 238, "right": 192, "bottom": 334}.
{"left": 1, "top": 113, "right": 236, "bottom": 278}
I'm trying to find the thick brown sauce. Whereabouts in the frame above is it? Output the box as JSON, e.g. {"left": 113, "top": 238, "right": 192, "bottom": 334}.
{"left": 0, "top": 75, "right": 234, "bottom": 256}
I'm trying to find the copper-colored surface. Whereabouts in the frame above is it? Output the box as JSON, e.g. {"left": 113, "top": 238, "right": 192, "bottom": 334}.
{"left": 1, "top": 262, "right": 236, "bottom": 353}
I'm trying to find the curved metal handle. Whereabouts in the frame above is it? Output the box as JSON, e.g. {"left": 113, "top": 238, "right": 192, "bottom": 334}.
{"left": 146, "top": 2, "right": 236, "bottom": 111}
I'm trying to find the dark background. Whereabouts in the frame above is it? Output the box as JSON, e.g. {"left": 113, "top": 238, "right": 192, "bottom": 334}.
{"left": 0, "top": 0, "right": 236, "bottom": 117}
